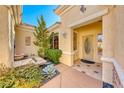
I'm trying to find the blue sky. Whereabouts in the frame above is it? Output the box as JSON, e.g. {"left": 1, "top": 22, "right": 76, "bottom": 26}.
{"left": 22, "top": 5, "right": 60, "bottom": 27}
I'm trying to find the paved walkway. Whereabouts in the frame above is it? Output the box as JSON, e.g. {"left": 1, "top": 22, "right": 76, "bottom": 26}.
{"left": 73, "top": 62, "right": 102, "bottom": 80}
{"left": 41, "top": 64, "right": 102, "bottom": 88}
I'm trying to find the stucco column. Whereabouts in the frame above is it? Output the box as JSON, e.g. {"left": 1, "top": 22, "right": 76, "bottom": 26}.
{"left": 59, "top": 27, "right": 74, "bottom": 66}
{"left": 102, "top": 7, "right": 116, "bottom": 85}
{"left": 0, "top": 6, "right": 13, "bottom": 68}
{"left": 67, "top": 28, "right": 74, "bottom": 66}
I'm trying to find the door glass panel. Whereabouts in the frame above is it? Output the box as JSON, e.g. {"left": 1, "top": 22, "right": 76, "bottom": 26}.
{"left": 83, "top": 35, "right": 93, "bottom": 61}
{"left": 84, "top": 37, "right": 91, "bottom": 54}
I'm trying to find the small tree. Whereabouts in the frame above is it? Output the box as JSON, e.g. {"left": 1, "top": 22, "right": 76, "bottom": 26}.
{"left": 33, "top": 16, "right": 51, "bottom": 58}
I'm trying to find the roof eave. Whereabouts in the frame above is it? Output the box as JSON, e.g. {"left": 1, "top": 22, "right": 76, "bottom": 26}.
{"left": 54, "top": 5, "right": 71, "bottom": 15}
{"left": 48, "top": 22, "right": 61, "bottom": 31}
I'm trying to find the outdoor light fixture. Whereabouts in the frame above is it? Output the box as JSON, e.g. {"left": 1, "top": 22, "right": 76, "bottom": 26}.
{"left": 61, "top": 31, "right": 67, "bottom": 38}
{"left": 80, "top": 5, "right": 86, "bottom": 13}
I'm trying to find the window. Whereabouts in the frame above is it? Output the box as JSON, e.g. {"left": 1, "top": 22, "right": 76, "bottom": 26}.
{"left": 97, "top": 33, "right": 103, "bottom": 55}
{"left": 84, "top": 37, "right": 91, "bottom": 54}
{"left": 73, "top": 32, "right": 77, "bottom": 51}
{"left": 25, "top": 36, "right": 31, "bottom": 46}
{"left": 51, "top": 33, "right": 59, "bottom": 49}
{"left": 54, "top": 35, "right": 59, "bottom": 49}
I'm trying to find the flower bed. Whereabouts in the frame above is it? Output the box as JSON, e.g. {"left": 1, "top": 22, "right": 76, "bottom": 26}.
{"left": 0, "top": 63, "right": 59, "bottom": 88}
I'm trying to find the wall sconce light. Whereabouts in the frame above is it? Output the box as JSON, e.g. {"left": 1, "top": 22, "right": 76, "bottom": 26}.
{"left": 61, "top": 31, "right": 67, "bottom": 38}
{"left": 80, "top": 5, "right": 86, "bottom": 13}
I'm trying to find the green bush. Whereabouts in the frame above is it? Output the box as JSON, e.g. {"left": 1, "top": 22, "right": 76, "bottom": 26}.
{"left": 45, "top": 49, "right": 62, "bottom": 64}
{"left": 0, "top": 64, "right": 44, "bottom": 88}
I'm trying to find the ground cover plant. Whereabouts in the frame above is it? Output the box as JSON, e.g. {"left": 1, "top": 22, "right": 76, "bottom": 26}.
{"left": 0, "top": 63, "right": 59, "bottom": 88}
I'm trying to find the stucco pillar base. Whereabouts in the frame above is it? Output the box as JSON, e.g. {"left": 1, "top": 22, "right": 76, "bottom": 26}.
{"left": 101, "top": 57, "right": 113, "bottom": 85}
{"left": 60, "top": 53, "right": 73, "bottom": 66}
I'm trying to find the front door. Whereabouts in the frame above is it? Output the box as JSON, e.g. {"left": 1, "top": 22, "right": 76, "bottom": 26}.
{"left": 82, "top": 35, "right": 94, "bottom": 61}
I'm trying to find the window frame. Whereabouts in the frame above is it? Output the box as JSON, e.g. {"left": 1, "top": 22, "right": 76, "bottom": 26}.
{"left": 51, "top": 33, "right": 59, "bottom": 49}
{"left": 73, "top": 31, "right": 78, "bottom": 51}
{"left": 25, "top": 36, "right": 31, "bottom": 46}
{"left": 97, "top": 33, "right": 103, "bottom": 56}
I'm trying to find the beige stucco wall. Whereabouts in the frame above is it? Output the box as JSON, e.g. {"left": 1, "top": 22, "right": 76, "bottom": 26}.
{"left": 0, "top": 6, "right": 15, "bottom": 67}
{"left": 102, "top": 6, "right": 116, "bottom": 84}
{"left": 74, "top": 22, "right": 102, "bottom": 63}
{"left": 59, "top": 26, "right": 73, "bottom": 66}
{"left": 57, "top": 6, "right": 106, "bottom": 66}
{"left": 114, "top": 6, "right": 124, "bottom": 70}
{"left": 102, "top": 6, "right": 124, "bottom": 86}
{"left": 56, "top": 6, "right": 124, "bottom": 86}
{"left": 112, "top": 6, "right": 124, "bottom": 87}
{"left": 48, "top": 23, "right": 73, "bottom": 66}
{"left": 15, "top": 26, "right": 37, "bottom": 56}
{"left": 60, "top": 5, "right": 106, "bottom": 26}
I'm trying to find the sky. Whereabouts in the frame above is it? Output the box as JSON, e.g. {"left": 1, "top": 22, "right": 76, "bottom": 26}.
{"left": 22, "top": 5, "right": 60, "bottom": 27}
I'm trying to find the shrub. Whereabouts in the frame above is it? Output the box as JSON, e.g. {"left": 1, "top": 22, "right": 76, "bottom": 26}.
{"left": 0, "top": 64, "right": 44, "bottom": 88}
{"left": 45, "top": 49, "right": 62, "bottom": 64}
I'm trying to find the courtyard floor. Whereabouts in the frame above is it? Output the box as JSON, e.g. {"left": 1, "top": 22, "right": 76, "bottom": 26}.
{"left": 41, "top": 64, "right": 102, "bottom": 88}
{"left": 73, "top": 61, "right": 102, "bottom": 80}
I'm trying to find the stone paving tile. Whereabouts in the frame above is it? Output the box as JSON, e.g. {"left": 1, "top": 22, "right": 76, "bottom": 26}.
{"left": 41, "top": 64, "right": 102, "bottom": 88}
{"left": 73, "top": 62, "right": 102, "bottom": 80}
